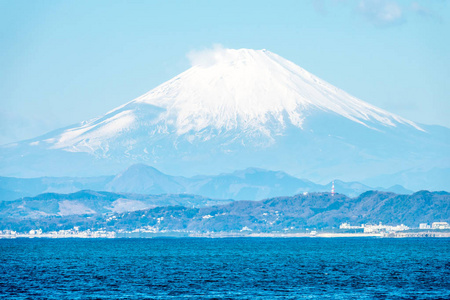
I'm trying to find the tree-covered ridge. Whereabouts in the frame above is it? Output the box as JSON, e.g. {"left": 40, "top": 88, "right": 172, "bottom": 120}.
{"left": 1, "top": 191, "right": 448, "bottom": 233}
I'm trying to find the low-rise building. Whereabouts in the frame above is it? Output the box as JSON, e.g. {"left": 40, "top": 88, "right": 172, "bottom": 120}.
{"left": 339, "top": 223, "right": 362, "bottom": 229}
{"left": 432, "top": 222, "right": 450, "bottom": 229}
{"left": 363, "top": 222, "right": 409, "bottom": 233}
{"left": 419, "top": 223, "right": 431, "bottom": 229}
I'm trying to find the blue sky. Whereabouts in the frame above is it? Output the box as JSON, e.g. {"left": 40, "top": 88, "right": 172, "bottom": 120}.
{"left": 1, "top": 0, "right": 449, "bottom": 144}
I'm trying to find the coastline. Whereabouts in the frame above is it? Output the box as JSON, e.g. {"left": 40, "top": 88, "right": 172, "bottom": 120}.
{"left": 2, "top": 231, "right": 450, "bottom": 239}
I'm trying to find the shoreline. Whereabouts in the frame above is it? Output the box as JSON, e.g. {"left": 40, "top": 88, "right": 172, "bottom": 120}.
{"left": 1, "top": 231, "right": 450, "bottom": 239}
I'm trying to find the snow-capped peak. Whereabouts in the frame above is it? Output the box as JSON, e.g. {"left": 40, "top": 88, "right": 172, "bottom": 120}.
{"left": 134, "top": 48, "right": 422, "bottom": 134}
{"left": 51, "top": 48, "right": 423, "bottom": 151}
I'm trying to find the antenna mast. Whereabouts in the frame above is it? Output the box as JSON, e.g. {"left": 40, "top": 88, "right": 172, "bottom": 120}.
{"left": 331, "top": 181, "right": 335, "bottom": 196}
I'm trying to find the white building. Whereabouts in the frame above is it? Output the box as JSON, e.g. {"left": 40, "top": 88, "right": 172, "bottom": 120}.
{"left": 363, "top": 222, "right": 409, "bottom": 233}
{"left": 339, "top": 223, "right": 362, "bottom": 230}
{"left": 432, "top": 222, "right": 450, "bottom": 229}
{"left": 419, "top": 223, "right": 431, "bottom": 229}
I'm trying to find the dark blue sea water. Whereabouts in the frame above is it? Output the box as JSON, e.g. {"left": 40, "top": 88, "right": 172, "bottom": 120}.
{"left": 0, "top": 238, "right": 449, "bottom": 299}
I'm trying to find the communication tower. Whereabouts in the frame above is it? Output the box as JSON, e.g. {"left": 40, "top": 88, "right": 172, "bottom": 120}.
{"left": 331, "top": 181, "right": 335, "bottom": 196}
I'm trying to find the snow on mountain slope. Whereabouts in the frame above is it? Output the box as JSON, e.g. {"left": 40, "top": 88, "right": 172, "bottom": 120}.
{"left": 49, "top": 48, "right": 422, "bottom": 153}
{"left": 1, "top": 48, "right": 448, "bottom": 186}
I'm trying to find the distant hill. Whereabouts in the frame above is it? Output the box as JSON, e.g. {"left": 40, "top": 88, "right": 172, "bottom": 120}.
{"left": 364, "top": 167, "right": 450, "bottom": 192}
{"left": 1, "top": 191, "right": 448, "bottom": 233}
{"left": 0, "top": 175, "right": 114, "bottom": 201}
{"left": 0, "top": 164, "right": 413, "bottom": 201}
{"left": 0, "top": 190, "right": 231, "bottom": 219}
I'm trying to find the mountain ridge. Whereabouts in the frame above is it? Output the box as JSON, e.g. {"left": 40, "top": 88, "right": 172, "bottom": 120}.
{"left": 1, "top": 190, "right": 448, "bottom": 232}
{"left": 45, "top": 48, "right": 424, "bottom": 154}
{"left": 0, "top": 189, "right": 232, "bottom": 219}
{"left": 1, "top": 48, "right": 449, "bottom": 188}
{"left": 0, "top": 164, "right": 413, "bottom": 201}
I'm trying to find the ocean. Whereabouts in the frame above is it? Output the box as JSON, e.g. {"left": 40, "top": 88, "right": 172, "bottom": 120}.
{"left": 1, "top": 238, "right": 449, "bottom": 299}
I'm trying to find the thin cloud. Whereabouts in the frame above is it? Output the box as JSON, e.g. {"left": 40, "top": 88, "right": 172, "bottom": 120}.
{"left": 313, "top": 0, "right": 443, "bottom": 27}
{"left": 411, "top": 1, "right": 442, "bottom": 21}
{"left": 187, "top": 44, "right": 227, "bottom": 67}
{"left": 313, "top": 0, "right": 327, "bottom": 14}
{"left": 357, "top": 0, "right": 404, "bottom": 26}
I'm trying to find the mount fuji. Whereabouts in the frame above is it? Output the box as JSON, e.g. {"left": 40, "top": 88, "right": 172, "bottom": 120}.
{"left": 1, "top": 48, "right": 449, "bottom": 190}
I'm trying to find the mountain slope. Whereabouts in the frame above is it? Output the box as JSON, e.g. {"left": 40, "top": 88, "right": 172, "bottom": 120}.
{"left": 0, "top": 190, "right": 231, "bottom": 219}
{"left": 1, "top": 191, "right": 448, "bottom": 232}
{"left": 106, "top": 164, "right": 185, "bottom": 195}
{"left": 0, "top": 164, "right": 413, "bottom": 201}
{"left": 51, "top": 48, "right": 422, "bottom": 152}
{"left": 1, "top": 48, "right": 448, "bottom": 188}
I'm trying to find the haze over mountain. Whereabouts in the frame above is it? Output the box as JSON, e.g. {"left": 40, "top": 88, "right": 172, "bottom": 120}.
{"left": 1, "top": 48, "right": 449, "bottom": 190}
{"left": 0, "top": 164, "right": 412, "bottom": 202}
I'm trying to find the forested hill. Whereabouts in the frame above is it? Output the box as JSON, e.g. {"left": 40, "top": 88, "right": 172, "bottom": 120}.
{"left": 1, "top": 191, "right": 448, "bottom": 233}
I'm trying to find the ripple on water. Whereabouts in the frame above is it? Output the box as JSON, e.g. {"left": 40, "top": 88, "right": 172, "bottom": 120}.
{"left": 0, "top": 238, "right": 449, "bottom": 299}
